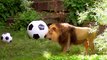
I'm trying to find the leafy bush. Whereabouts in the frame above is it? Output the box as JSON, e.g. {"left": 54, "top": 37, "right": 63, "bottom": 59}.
{"left": 0, "top": 0, "right": 41, "bottom": 30}
{"left": 94, "top": 29, "right": 107, "bottom": 54}
{"left": 0, "top": 0, "right": 33, "bottom": 26}
{"left": 64, "top": 0, "right": 97, "bottom": 25}
{"left": 11, "top": 9, "right": 41, "bottom": 30}
{"left": 78, "top": 0, "right": 107, "bottom": 25}
{"left": 64, "top": 0, "right": 107, "bottom": 25}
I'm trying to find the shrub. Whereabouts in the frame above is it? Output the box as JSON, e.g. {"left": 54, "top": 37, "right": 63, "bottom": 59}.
{"left": 64, "top": 0, "right": 107, "bottom": 25}
{"left": 78, "top": 0, "right": 107, "bottom": 25}
{"left": 94, "top": 29, "right": 107, "bottom": 54}
{"left": 0, "top": 0, "right": 33, "bottom": 26}
{"left": 11, "top": 9, "right": 42, "bottom": 30}
{"left": 64, "top": 0, "right": 98, "bottom": 25}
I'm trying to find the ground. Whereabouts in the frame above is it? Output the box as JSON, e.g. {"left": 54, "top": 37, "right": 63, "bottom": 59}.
{"left": 0, "top": 28, "right": 107, "bottom": 60}
{"left": 0, "top": 28, "right": 61, "bottom": 60}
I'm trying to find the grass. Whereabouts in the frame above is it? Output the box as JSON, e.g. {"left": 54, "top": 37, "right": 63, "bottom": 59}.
{"left": 0, "top": 28, "right": 61, "bottom": 60}
{"left": 0, "top": 28, "right": 107, "bottom": 60}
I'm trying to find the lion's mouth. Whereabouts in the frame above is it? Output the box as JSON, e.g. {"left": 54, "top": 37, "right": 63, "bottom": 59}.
{"left": 48, "top": 38, "right": 51, "bottom": 40}
{"left": 44, "top": 35, "right": 51, "bottom": 40}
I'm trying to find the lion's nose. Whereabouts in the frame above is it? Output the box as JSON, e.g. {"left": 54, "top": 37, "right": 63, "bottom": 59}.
{"left": 44, "top": 35, "right": 47, "bottom": 38}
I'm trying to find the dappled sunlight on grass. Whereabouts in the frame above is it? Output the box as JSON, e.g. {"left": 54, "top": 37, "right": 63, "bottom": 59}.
{"left": 43, "top": 51, "right": 51, "bottom": 59}
{"left": 48, "top": 54, "right": 107, "bottom": 60}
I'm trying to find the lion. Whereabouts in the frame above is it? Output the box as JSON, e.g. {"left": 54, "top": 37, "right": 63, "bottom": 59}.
{"left": 45, "top": 23, "right": 97, "bottom": 54}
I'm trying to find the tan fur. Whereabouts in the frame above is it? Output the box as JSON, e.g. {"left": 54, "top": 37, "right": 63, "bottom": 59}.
{"left": 45, "top": 23, "right": 97, "bottom": 54}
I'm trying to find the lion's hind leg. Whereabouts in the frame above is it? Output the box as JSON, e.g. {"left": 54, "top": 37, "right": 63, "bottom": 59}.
{"left": 84, "top": 40, "right": 89, "bottom": 55}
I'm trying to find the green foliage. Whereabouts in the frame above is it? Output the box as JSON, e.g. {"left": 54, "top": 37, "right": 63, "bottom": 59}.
{"left": 48, "top": 55, "right": 107, "bottom": 60}
{"left": 66, "top": 11, "right": 78, "bottom": 25}
{"left": 64, "top": 0, "right": 107, "bottom": 25}
{"left": 64, "top": 0, "right": 98, "bottom": 25}
{"left": 78, "top": 10, "right": 96, "bottom": 24}
{"left": 78, "top": 0, "right": 107, "bottom": 25}
{"left": 0, "top": 0, "right": 33, "bottom": 26}
{"left": 0, "top": 0, "right": 41, "bottom": 30}
{"left": 64, "top": 0, "right": 96, "bottom": 12}
{"left": 11, "top": 9, "right": 41, "bottom": 30}
{"left": 94, "top": 29, "right": 107, "bottom": 54}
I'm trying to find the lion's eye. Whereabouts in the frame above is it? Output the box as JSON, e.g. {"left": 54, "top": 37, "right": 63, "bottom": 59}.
{"left": 49, "top": 31, "right": 52, "bottom": 34}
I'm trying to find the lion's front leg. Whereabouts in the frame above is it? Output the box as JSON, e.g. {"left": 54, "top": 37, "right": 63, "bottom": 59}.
{"left": 61, "top": 43, "right": 70, "bottom": 53}
{"left": 62, "top": 35, "right": 71, "bottom": 53}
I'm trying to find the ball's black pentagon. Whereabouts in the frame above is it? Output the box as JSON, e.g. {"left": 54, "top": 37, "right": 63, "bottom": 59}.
{"left": 28, "top": 24, "right": 33, "bottom": 30}
{"left": 33, "top": 34, "right": 40, "bottom": 39}
{"left": 1, "top": 36, "right": 3, "bottom": 40}
{"left": 5, "top": 36, "right": 9, "bottom": 40}
{"left": 38, "top": 24, "right": 45, "bottom": 30}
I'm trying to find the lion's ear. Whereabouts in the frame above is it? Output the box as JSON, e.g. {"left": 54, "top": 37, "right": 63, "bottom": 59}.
{"left": 52, "top": 27, "right": 57, "bottom": 31}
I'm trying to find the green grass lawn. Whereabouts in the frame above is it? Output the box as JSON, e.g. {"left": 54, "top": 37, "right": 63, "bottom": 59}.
{"left": 0, "top": 28, "right": 61, "bottom": 60}
{"left": 0, "top": 28, "right": 107, "bottom": 60}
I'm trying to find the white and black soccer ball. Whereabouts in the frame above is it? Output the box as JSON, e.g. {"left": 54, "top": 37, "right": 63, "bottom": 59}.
{"left": 27, "top": 20, "right": 48, "bottom": 39}
{"left": 1, "top": 33, "right": 12, "bottom": 43}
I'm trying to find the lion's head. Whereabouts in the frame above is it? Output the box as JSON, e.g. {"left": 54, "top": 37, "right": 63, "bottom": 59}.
{"left": 45, "top": 24, "right": 60, "bottom": 42}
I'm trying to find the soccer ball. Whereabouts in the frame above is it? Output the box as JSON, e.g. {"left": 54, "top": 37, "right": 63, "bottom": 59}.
{"left": 27, "top": 20, "right": 48, "bottom": 39}
{"left": 1, "top": 33, "right": 12, "bottom": 43}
